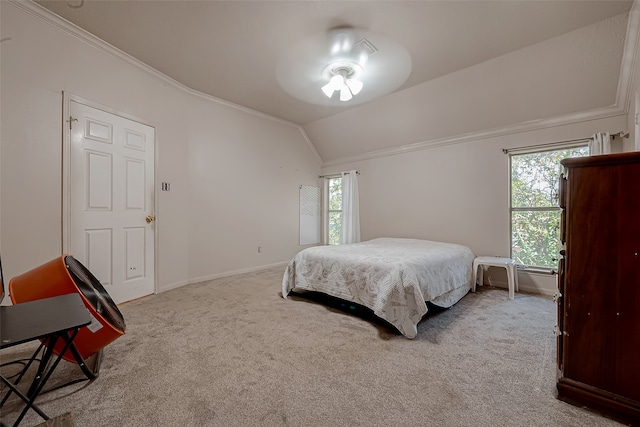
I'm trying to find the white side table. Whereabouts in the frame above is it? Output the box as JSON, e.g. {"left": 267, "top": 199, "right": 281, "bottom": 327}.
{"left": 472, "top": 256, "right": 519, "bottom": 300}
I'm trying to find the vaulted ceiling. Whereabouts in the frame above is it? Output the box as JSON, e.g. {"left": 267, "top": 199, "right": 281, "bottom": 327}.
{"left": 36, "top": 0, "right": 633, "bottom": 163}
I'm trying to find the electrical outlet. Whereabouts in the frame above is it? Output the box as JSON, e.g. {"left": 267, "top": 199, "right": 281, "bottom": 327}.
{"left": 161, "top": 182, "right": 171, "bottom": 191}
{"left": 257, "top": 246, "right": 262, "bottom": 253}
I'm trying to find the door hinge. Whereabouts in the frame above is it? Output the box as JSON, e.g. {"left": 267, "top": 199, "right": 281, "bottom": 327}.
{"left": 66, "top": 116, "right": 78, "bottom": 130}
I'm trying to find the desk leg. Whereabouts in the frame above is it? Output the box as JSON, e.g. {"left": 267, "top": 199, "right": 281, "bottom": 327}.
{"left": 0, "top": 341, "right": 46, "bottom": 409}
{"left": 40, "top": 333, "right": 101, "bottom": 396}
{"left": 12, "top": 328, "right": 80, "bottom": 427}
{"left": 26, "top": 336, "right": 59, "bottom": 399}
{"left": 0, "top": 375, "right": 49, "bottom": 421}
{"left": 63, "top": 337, "right": 99, "bottom": 381}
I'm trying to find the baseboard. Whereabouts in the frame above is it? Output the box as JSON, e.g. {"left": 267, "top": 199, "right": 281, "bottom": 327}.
{"left": 157, "top": 261, "right": 288, "bottom": 294}
{"left": 483, "top": 269, "right": 557, "bottom": 297}
{"left": 480, "top": 281, "right": 554, "bottom": 297}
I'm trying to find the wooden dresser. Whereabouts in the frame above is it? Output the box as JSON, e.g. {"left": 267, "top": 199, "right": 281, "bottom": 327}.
{"left": 557, "top": 152, "right": 640, "bottom": 426}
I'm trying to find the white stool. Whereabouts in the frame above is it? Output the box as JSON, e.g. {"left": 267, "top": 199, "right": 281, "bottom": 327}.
{"left": 472, "top": 256, "right": 519, "bottom": 300}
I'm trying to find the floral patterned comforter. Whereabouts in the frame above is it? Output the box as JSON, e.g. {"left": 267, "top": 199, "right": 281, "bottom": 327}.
{"left": 282, "top": 238, "right": 475, "bottom": 339}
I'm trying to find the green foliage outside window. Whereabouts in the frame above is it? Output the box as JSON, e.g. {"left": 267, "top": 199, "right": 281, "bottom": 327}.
{"left": 328, "top": 177, "right": 342, "bottom": 245}
{"left": 511, "top": 146, "right": 588, "bottom": 268}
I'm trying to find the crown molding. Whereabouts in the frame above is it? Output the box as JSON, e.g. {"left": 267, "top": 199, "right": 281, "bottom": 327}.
{"left": 322, "top": 6, "right": 639, "bottom": 168}
{"left": 321, "top": 104, "right": 627, "bottom": 168}
{"left": 615, "top": 1, "right": 640, "bottom": 114}
{"left": 9, "top": 0, "right": 323, "bottom": 165}
{"left": 296, "top": 128, "right": 323, "bottom": 165}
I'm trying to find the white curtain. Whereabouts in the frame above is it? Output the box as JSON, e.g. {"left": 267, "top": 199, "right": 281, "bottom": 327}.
{"left": 340, "top": 170, "right": 361, "bottom": 244}
{"left": 589, "top": 132, "right": 611, "bottom": 156}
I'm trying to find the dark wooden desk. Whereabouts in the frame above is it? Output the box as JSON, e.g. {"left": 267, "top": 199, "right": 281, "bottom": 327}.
{"left": 0, "top": 294, "right": 90, "bottom": 426}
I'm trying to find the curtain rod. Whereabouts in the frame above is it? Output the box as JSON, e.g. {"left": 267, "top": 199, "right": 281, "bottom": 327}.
{"left": 318, "top": 170, "right": 360, "bottom": 178}
{"left": 502, "top": 131, "right": 629, "bottom": 154}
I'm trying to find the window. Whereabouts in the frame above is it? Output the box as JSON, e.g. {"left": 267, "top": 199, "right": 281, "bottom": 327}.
{"left": 510, "top": 146, "right": 589, "bottom": 269}
{"left": 327, "top": 177, "right": 342, "bottom": 245}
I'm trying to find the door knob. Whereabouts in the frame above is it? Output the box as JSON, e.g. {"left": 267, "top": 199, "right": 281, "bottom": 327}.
{"left": 146, "top": 215, "right": 155, "bottom": 223}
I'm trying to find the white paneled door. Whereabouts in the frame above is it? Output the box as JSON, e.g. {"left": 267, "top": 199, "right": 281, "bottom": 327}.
{"left": 67, "top": 100, "right": 155, "bottom": 304}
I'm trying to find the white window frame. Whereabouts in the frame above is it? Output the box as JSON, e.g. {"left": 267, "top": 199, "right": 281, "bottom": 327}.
{"left": 324, "top": 175, "right": 342, "bottom": 245}
{"left": 508, "top": 143, "right": 588, "bottom": 272}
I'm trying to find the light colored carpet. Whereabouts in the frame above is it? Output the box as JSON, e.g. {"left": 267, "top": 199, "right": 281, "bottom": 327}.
{"left": 0, "top": 266, "right": 623, "bottom": 426}
{"left": 35, "top": 412, "right": 75, "bottom": 426}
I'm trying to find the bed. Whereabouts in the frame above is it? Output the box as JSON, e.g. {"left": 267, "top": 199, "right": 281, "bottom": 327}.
{"left": 281, "top": 237, "right": 475, "bottom": 339}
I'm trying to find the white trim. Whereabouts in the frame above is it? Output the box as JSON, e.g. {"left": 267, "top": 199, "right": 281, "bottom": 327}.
{"left": 10, "top": 1, "right": 323, "bottom": 162}
{"left": 616, "top": 1, "right": 640, "bottom": 115}
{"left": 64, "top": 92, "right": 158, "bottom": 129}
{"left": 62, "top": 92, "right": 159, "bottom": 297}
{"left": 62, "top": 92, "right": 72, "bottom": 254}
{"left": 503, "top": 138, "right": 591, "bottom": 156}
{"left": 322, "top": 105, "right": 627, "bottom": 167}
{"left": 156, "top": 261, "right": 289, "bottom": 294}
{"left": 297, "top": 127, "right": 323, "bottom": 165}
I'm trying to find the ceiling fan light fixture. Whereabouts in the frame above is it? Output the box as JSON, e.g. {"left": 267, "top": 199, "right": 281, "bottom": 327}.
{"left": 345, "top": 77, "right": 363, "bottom": 96}
{"left": 340, "top": 85, "right": 353, "bottom": 102}
{"left": 321, "top": 61, "right": 364, "bottom": 101}
{"left": 322, "top": 74, "right": 345, "bottom": 97}
{"left": 276, "top": 28, "right": 411, "bottom": 108}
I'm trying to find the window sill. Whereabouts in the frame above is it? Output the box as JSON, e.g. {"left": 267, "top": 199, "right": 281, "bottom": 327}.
{"left": 516, "top": 265, "right": 557, "bottom": 275}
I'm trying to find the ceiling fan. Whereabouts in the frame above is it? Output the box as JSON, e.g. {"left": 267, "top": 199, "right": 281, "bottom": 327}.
{"left": 276, "top": 27, "right": 412, "bottom": 107}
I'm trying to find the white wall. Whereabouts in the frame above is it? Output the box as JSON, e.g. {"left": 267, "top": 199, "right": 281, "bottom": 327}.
{"left": 0, "top": 2, "right": 320, "bottom": 294}
{"left": 185, "top": 96, "right": 321, "bottom": 284}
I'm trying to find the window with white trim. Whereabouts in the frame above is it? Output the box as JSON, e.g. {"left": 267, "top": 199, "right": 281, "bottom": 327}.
{"left": 326, "top": 177, "right": 342, "bottom": 245}
{"left": 510, "top": 145, "right": 588, "bottom": 269}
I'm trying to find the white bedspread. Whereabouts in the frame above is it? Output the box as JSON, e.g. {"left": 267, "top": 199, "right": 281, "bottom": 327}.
{"left": 282, "top": 238, "right": 475, "bottom": 339}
